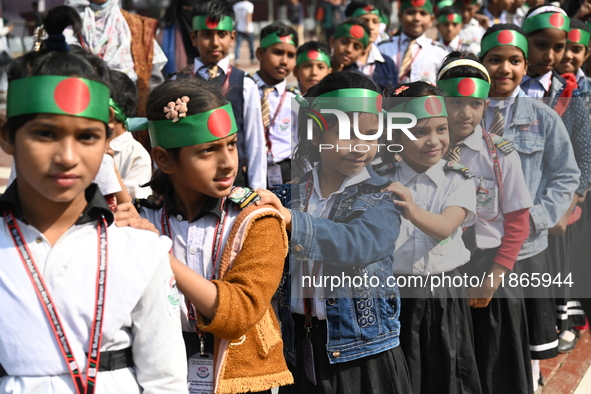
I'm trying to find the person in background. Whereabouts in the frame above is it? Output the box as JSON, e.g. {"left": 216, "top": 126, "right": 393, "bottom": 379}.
{"left": 233, "top": 0, "right": 256, "bottom": 66}
{"left": 480, "top": 0, "right": 515, "bottom": 26}
{"left": 458, "top": 0, "right": 486, "bottom": 53}
{"left": 288, "top": 0, "right": 305, "bottom": 48}
{"left": 294, "top": 41, "right": 332, "bottom": 94}
{"left": 436, "top": 5, "right": 480, "bottom": 54}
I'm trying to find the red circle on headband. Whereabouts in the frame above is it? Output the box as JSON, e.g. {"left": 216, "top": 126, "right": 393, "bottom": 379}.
{"left": 375, "top": 95, "right": 383, "bottom": 113}
{"left": 308, "top": 50, "right": 320, "bottom": 60}
{"left": 447, "top": 14, "right": 455, "bottom": 22}
{"left": 569, "top": 29, "right": 581, "bottom": 42}
{"left": 424, "top": 96, "right": 443, "bottom": 115}
{"left": 457, "top": 78, "right": 476, "bottom": 96}
{"left": 350, "top": 25, "right": 365, "bottom": 39}
{"left": 411, "top": 0, "right": 426, "bottom": 6}
{"left": 279, "top": 35, "right": 293, "bottom": 43}
{"left": 54, "top": 78, "right": 90, "bottom": 115}
{"left": 208, "top": 109, "right": 232, "bottom": 138}
{"left": 364, "top": 5, "right": 374, "bottom": 11}
{"left": 205, "top": 17, "right": 219, "bottom": 29}
{"left": 497, "top": 30, "right": 514, "bottom": 44}
{"left": 549, "top": 13, "right": 564, "bottom": 28}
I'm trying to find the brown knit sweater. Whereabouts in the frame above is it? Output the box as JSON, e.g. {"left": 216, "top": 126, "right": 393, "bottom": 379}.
{"left": 197, "top": 205, "right": 293, "bottom": 394}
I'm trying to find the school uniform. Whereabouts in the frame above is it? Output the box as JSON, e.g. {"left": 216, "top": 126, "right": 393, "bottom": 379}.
{"left": 378, "top": 32, "right": 448, "bottom": 84}
{"left": 110, "top": 131, "right": 153, "bottom": 199}
{"left": 177, "top": 57, "right": 267, "bottom": 189}
{"left": 437, "top": 34, "right": 481, "bottom": 56}
{"left": 0, "top": 182, "right": 188, "bottom": 394}
{"left": 459, "top": 18, "right": 486, "bottom": 50}
{"left": 250, "top": 71, "right": 298, "bottom": 186}
{"left": 481, "top": 7, "right": 508, "bottom": 25}
{"left": 381, "top": 158, "right": 481, "bottom": 394}
{"left": 355, "top": 43, "right": 398, "bottom": 93}
{"left": 454, "top": 127, "right": 535, "bottom": 394}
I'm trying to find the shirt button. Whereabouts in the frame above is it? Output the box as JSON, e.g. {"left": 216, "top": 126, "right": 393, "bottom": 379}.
{"left": 327, "top": 298, "right": 336, "bottom": 306}
{"left": 418, "top": 233, "right": 424, "bottom": 239}
{"left": 418, "top": 175, "right": 423, "bottom": 181}
{"left": 176, "top": 214, "right": 183, "bottom": 221}
{"left": 332, "top": 351, "right": 341, "bottom": 358}
{"left": 190, "top": 247, "right": 197, "bottom": 255}
{"left": 35, "top": 237, "right": 42, "bottom": 243}
{"left": 294, "top": 244, "right": 303, "bottom": 252}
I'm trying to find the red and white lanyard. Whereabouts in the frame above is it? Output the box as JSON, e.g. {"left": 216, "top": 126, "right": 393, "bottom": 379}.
{"left": 481, "top": 128, "right": 505, "bottom": 223}
{"left": 264, "top": 88, "right": 288, "bottom": 160}
{"left": 4, "top": 211, "right": 108, "bottom": 394}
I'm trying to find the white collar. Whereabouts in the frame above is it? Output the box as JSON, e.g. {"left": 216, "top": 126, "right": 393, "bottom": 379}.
{"left": 311, "top": 165, "right": 371, "bottom": 200}
{"left": 396, "top": 158, "right": 446, "bottom": 187}
{"left": 576, "top": 68, "right": 586, "bottom": 85}
{"left": 439, "top": 34, "right": 461, "bottom": 49}
{"left": 109, "top": 131, "right": 133, "bottom": 152}
{"left": 194, "top": 56, "right": 230, "bottom": 74}
{"left": 365, "top": 43, "right": 384, "bottom": 64}
{"left": 489, "top": 87, "right": 519, "bottom": 109}
{"left": 401, "top": 31, "right": 428, "bottom": 46}
{"left": 254, "top": 71, "right": 286, "bottom": 95}
{"left": 460, "top": 125, "right": 484, "bottom": 151}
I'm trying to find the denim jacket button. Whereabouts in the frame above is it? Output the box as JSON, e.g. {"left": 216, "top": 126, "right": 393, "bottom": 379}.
{"left": 294, "top": 244, "right": 303, "bottom": 252}
{"left": 327, "top": 298, "right": 336, "bottom": 306}
{"left": 332, "top": 351, "right": 341, "bottom": 357}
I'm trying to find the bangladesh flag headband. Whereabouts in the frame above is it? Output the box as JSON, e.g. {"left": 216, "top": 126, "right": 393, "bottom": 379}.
{"left": 438, "top": 13, "right": 462, "bottom": 24}
{"left": 261, "top": 32, "right": 296, "bottom": 49}
{"left": 109, "top": 98, "right": 150, "bottom": 132}
{"left": 437, "top": 78, "right": 490, "bottom": 98}
{"left": 148, "top": 103, "right": 237, "bottom": 149}
{"left": 522, "top": 9, "right": 570, "bottom": 34}
{"left": 479, "top": 29, "right": 529, "bottom": 57}
{"left": 388, "top": 96, "right": 447, "bottom": 120}
{"left": 192, "top": 15, "right": 233, "bottom": 31}
{"left": 401, "top": 0, "right": 434, "bottom": 14}
{"left": 334, "top": 23, "right": 370, "bottom": 48}
{"left": 7, "top": 76, "right": 110, "bottom": 123}
{"left": 310, "top": 89, "right": 382, "bottom": 115}
{"left": 351, "top": 4, "right": 381, "bottom": 18}
{"left": 296, "top": 49, "right": 331, "bottom": 67}
{"left": 434, "top": 0, "right": 454, "bottom": 14}
{"left": 568, "top": 28, "right": 591, "bottom": 46}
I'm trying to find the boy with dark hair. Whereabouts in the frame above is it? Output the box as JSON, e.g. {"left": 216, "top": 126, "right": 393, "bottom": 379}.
{"left": 176, "top": 0, "right": 267, "bottom": 189}
{"left": 251, "top": 21, "right": 299, "bottom": 186}
{"left": 436, "top": 5, "right": 480, "bottom": 54}
{"left": 458, "top": 0, "right": 486, "bottom": 53}
{"left": 108, "top": 70, "right": 152, "bottom": 199}
{"left": 378, "top": 0, "right": 447, "bottom": 83}
{"left": 330, "top": 18, "right": 371, "bottom": 72}
{"left": 344, "top": 0, "right": 399, "bottom": 89}
{"left": 294, "top": 41, "right": 332, "bottom": 94}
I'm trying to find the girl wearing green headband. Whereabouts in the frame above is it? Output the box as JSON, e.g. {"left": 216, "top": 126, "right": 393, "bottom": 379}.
{"left": 556, "top": 19, "right": 591, "bottom": 79}
{"left": 0, "top": 6, "right": 188, "bottom": 393}
{"left": 438, "top": 52, "right": 537, "bottom": 394}
{"left": 293, "top": 41, "right": 333, "bottom": 94}
{"left": 380, "top": 81, "right": 481, "bottom": 394}
{"left": 140, "top": 78, "right": 294, "bottom": 393}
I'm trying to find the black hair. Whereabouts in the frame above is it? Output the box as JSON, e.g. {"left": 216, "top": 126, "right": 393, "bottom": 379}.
{"left": 438, "top": 5, "right": 463, "bottom": 19}
{"left": 260, "top": 21, "right": 299, "bottom": 47}
{"left": 110, "top": 70, "right": 138, "bottom": 119}
{"left": 438, "top": 51, "right": 489, "bottom": 81}
{"left": 345, "top": 0, "right": 389, "bottom": 25}
{"left": 479, "top": 23, "right": 527, "bottom": 59}
{"left": 296, "top": 40, "right": 332, "bottom": 58}
{"left": 294, "top": 71, "right": 379, "bottom": 172}
{"left": 192, "top": 0, "right": 235, "bottom": 28}
{"left": 1, "top": 5, "right": 112, "bottom": 142}
{"left": 570, "top": 18, "right": 590, "bottom": 34}
{"left": 145, "top": 79, "right": 229, "bottom": 195}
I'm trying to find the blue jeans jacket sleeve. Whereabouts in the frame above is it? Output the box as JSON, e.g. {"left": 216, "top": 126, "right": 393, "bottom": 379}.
{"left": 565, "top": 91, "right": 591, "bottom": 196}
{"left": 290, "top": 197, "right": 402, "bottom": 265}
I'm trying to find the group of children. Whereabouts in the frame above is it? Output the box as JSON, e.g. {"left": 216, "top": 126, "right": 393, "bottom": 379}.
{"left": 1, "top": 0, "right": 591, "bottom": 394}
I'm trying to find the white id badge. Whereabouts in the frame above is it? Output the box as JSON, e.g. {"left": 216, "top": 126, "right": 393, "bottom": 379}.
{"left": 268, "top": 164, "right": 283, "bottom": 188}
{"left": 188, "top": 353, "right": 214, "bottom": 394}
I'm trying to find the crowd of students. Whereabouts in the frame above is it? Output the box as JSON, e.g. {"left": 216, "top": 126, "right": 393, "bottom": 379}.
{"left": 0, "top": 0, "right": 591, "bottom": 393}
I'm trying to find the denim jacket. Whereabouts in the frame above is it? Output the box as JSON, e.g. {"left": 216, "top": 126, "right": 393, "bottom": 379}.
{"left": 275, "top": 166, "right": 403, "bottom": 365}
{"left": 503, "top": 88, "right": 580, "bottom": 259}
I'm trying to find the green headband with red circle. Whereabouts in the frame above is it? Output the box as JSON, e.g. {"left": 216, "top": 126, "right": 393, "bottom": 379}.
{"left": 434, "top": 0, "right": 454, "bottom": 13}
{"left": 401, "top": 0, "right": 434, "bottom": 14}
{"left": 522, "top": 11, "right": 570, "bottom": 34}
{"left": 310, "top": 88, "right": 382, "bottom": 115}
{"left": 351, "top": 4, "right": 381, "bottom": 18}
{"left": 148, "top": 103, "right": 237, "bottom": 149}
{"left": 296, "top": 49, "right": 331, "bottom": 67}
{"left": 479, "top": 29, "right": 529, "bottom": 57}
{"left": 192, "top": 15, "right": 234, "bottom": 31}
{"left": 7, "top": 75, "right": 110, "bottom": 123}
{"left": 568, "top": 28, "right": 591, "bottom": 46}
{"left": 388, "top": 96, "right": 448, "bottom": 119}
{"left": 437, "top": 78, "right": 490, "bottom": 98}
{"left": 260, "top": 32, "right": 296, "bottom": 49}
{"left": 334, "top": 23, "right": 370, "bottom": 48}
{"left": 438, "top": 13, "right": 462, "bottom": 24}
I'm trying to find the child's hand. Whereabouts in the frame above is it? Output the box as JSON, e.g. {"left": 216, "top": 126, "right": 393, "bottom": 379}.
{"left": 255, "top": 188, "right": 292, "bottom": 231}
{"left": 383, "top": 182, "right": 419, "bottom": 222}
{"left": 467, "top": 263, "right": 509, "bottom": 308}
{"left": 114, "top": 202, "right": 160, "bottom": 235}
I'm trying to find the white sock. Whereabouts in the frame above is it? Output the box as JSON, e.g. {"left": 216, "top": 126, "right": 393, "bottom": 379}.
{"left": 532, "top": 360, "right": 540, "bottom": 391}
{"left": 560, "top": 329, "right": 577, "bottom": 341}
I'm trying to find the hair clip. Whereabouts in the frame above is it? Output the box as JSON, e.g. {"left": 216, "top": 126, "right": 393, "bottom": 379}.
{"left": 164, "top": 102, "right": 179, "bottom": 122}
{"left": 296, "top": 95, "right": 328, "bottom": 131}
{"left": 175, "top": 96, "right": 190, "bottom": 119}
{"left": 393, "top": 86, "right": 410, "bottom": 96}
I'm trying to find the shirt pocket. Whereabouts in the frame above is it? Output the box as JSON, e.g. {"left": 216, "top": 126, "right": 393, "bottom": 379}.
{"left": 512, "top": 131, "right": 545, "bottom": 189}
{"left": 474, "top": 178, "right": 499, "bottom": 221}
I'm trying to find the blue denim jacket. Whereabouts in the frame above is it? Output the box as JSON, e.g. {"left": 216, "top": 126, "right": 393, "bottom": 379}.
{"left": 275, "top": 166, "right": 403, "bottom": 365}
{"left": 504, "top": 89, "right": 580, "bottom": 259}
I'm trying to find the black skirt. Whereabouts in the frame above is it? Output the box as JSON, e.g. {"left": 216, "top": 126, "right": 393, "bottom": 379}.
{"left": 464, "top": 248, "right": 533, "bottom": 394}
{"left": 398, "top": 269, "right": 482, "bottom": 394}
{"left": 279, "top": 313, "right": 413, "bottom": 394}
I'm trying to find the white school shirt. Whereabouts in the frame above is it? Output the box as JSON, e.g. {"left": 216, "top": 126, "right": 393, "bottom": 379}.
{"left": 110, "top": 132, "right": 153, "bottom": 199}
{"left": 193, "top": 57, "right": 268, "bottom": 189}
{"left": 139, "top": 195, "right": 241, "bottom": 332}
{"left": 456, "top": 127, "right": 533, "bottom": 249}
{"left": 383, "top": 159, "right": 477, "bottom": 275}
{"left": 252, "top": 72, "right": 298, "bottom": 164}
{"left": 378, "top": 32, "right": 448, "bottom": 84}
{"left": 233, "top": 1, "right": 254, "bottom": 33}
{"left": 290, "top": 166, "right": 371, "bottom": 320}
{"left": 356, "top": 43, "right": 385, "bottom": 77}
{"left": 482, "top": 7, "right": 508, "bottom": 25}
{"left": 459, "top": 18, "right": 486, "bottom": 49}
{"left": 521, "top": 72, "right": 553, "bottom": 98}
{"left": 485, "top": 88, "right": 520, "bottom": 132}
{"left": 0, "top": 184, "right": 187, "bottom": 394}
{"left": 437, "top": 34, "right": 481, "bottom": 56}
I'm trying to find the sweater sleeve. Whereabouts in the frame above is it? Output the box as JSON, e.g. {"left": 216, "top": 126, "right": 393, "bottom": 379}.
{"left": 493, "top": 208, "right": 530, "bottom": 270}
{"left": 198, "top": 216, "right": 287, "bottom": 340}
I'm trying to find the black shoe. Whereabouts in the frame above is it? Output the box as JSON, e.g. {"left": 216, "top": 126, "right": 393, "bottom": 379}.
{"left": 557, "top": 329, "right": 580, "bottom": 354}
